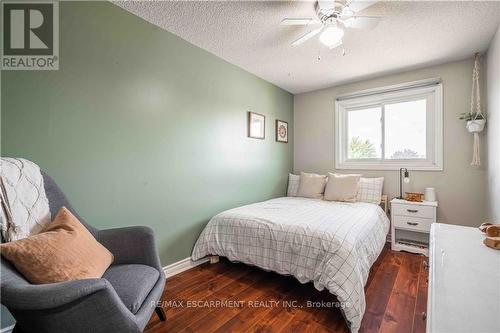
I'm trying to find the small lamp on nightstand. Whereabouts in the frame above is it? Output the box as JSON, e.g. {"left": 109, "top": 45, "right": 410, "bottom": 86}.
{"left": 399, "top": 168, "right": 410, "bottom": 199}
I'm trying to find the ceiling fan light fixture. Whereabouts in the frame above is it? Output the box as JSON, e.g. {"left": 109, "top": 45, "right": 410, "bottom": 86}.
{"left": 319, "top": 26, "right": 344, "bottom": 48}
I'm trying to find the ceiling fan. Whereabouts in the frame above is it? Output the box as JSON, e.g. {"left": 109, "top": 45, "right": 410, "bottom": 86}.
{"left": 281, "top": 0, "right": 381, "bottom": 50}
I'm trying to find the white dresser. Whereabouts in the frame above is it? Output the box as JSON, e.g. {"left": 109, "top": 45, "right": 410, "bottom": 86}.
{"left": 427, "top": 223, "right": 500, "bottom": 333}
{"left": 390, "top": 199, "right": 438, "bottom": 256}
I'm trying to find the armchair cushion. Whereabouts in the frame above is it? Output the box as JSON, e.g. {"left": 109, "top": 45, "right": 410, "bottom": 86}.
{"left": 103, "top": 264, "right": 160, "bottom": 314}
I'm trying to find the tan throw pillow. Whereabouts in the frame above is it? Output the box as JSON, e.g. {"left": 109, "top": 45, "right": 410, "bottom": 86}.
{"left": 324, "top": 173, "right": 361, "bottom": 202}
{"left": 296, "top": 172, "right": 327, "bottom": 199}
{"left": 0, "top": 207, "right": 113, "bottom": 284}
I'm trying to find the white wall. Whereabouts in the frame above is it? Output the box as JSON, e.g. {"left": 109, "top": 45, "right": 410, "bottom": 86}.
{"left": 486, "top": 25, "right": 500, "bottom": 222}
{"left": 294, "top": 58, "right": 488, "bottom": 227}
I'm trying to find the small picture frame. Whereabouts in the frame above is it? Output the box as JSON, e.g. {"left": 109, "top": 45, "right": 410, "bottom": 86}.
{"left": 247, "top": 112, "right": 265, "bottom": 139}
{"left": 275, "top": 119, "right": 288, "bottom": 143}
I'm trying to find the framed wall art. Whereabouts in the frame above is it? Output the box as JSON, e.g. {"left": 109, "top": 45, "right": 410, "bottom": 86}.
{"left": 248, "top": 112, "right": 265, "bottom": 139}
{"left": 275, "top": 119, "right": 288, "bottom": 143}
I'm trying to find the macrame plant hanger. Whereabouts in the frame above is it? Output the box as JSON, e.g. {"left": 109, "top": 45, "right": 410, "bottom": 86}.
{"left": 469, "top": 53, "right": 484, "bottom": 166}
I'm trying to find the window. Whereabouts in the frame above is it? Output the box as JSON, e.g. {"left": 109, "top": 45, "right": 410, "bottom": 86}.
{"left": 335, "top": 79, "right": 443, "bottom": 170}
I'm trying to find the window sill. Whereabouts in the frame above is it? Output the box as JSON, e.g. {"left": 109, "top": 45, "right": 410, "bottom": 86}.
{"left": 335, "top": 161, "right": 443, "bottom": 171}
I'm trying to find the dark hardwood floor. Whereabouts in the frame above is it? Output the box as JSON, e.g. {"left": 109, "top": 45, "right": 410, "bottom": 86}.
{"left": 145, "top": 245, "right": 428, "bottom": 333}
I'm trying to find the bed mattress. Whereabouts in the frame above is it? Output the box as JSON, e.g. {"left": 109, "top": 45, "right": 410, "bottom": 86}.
{"left": 192, "top": 196, "right": 390, "bottom": 332}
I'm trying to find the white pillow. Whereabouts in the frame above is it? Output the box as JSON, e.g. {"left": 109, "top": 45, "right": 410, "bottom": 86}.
{"left": 287, "top": 173, "right": 300, "bottom": 197}
{"left": 296, "top": 172, "right": 327, "bottom": 199}
{"left": 356, "top": 177, "right": 384, "bottom": 204}
{"left": 324, "top": 173, "right": 361, "bottom": 202}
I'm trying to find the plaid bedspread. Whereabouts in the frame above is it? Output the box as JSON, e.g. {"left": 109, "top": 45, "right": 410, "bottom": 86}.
{"left": 192, "top": 197, "right": 389, "bottom": 332}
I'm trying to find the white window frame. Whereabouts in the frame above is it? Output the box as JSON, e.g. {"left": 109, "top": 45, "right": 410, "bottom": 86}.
{"left": 335, "top": 79, "right": 443, "bottom": 171}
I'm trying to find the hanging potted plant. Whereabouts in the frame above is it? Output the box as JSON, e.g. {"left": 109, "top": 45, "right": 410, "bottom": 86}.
{"left": 464, "top": 52, "right": 485, "bottom": 166}
{"left": 459, "top": 112, "right": 486, "bottom": 133}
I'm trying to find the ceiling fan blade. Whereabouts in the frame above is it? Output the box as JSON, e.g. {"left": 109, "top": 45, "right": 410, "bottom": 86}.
{"left": 291, "top": 26, "right": 324, "bottom": 46}
{"left": 347, "top": 0, "right": 379, "bottom": 13}
{"left": 281, "top": 18, "right": 321, "bottom": 26}
{"left": 343, "top": 16, "right": 381, "bottom": 29}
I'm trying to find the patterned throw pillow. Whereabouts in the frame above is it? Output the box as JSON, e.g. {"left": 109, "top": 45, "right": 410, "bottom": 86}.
{"left": 287, "top": 173, "right": 300, "bottom": 197}
{"left": 356, "top": 177, "right": 384, "bottom": 204}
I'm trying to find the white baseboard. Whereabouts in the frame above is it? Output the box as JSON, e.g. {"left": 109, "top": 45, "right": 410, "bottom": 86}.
{"left": 163, "top": 256, "right": 210, "bottom": 278}
{"left": 0, "top": 324, "right": 14, "bottom": 333}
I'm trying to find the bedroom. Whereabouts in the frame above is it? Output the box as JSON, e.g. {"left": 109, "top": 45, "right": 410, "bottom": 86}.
{"left": 0, "top": 1, "right": 499, "bottom": 333}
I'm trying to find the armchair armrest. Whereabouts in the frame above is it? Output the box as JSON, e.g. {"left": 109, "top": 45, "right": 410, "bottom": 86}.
{"left": 97, "top": 226, "right": 162, "bottom": 271}
{"left": 1, "top": 278, "right": 110, "bottom": 310}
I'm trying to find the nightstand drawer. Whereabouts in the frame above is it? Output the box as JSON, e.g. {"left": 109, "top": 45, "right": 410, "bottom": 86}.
{"left": 392, "top": 204, "right": 435, "bottom": 219}
{"left": 393, "top": 216, "right": 433, "bottom": 233}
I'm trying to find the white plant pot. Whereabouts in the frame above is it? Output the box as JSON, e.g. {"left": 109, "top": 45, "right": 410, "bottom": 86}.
{"left": 466, "top": 119, "right": 486, "bottom": 133}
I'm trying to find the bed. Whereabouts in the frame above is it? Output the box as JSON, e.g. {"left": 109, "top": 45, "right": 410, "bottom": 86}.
{"left": 191, "top": 196, "right": 390, "bottom": 333}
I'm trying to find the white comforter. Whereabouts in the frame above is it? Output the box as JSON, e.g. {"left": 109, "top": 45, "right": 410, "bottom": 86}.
{"left": 192, "top": 197, "right": 390, "bottom": 332}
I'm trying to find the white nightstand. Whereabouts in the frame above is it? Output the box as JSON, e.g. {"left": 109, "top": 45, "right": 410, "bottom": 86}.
{"left": 390, "top": 198, "right": 438, "bottom": 256}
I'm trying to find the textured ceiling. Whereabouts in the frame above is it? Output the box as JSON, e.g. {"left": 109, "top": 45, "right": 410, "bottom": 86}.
{"left": 115, "top": 1, "right": 500, "bottom": 94}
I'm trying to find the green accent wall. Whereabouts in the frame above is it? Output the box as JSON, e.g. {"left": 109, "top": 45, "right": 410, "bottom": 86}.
{"left": 1, "top": 2, "right": 293, "bottom": 327}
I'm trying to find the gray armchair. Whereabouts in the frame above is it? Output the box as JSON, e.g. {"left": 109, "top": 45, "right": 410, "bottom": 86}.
{"left": 1, "top": 172, "right": 166, "bottom": 333}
